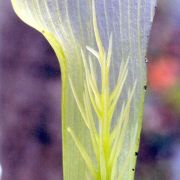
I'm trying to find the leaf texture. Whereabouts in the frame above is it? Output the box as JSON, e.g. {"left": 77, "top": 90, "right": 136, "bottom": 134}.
{"left": 11, "top": 0, "right": 157, "bottom": 179}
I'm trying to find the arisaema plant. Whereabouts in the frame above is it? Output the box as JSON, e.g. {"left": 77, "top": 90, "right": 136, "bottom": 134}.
{"left": 11, "top": 0, "right": 157, "bottom": 179}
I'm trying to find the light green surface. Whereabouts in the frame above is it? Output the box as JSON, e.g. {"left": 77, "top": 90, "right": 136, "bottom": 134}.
{"left": 11, "top": 0, "right": 156, "bottom": 179}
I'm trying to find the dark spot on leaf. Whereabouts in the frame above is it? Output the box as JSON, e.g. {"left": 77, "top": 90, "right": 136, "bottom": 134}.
{"left": 145, "top": 57, "right": 149, "bottom": 63}
{"left": 144, "top": 85, "right": 147, "bottom": 90}
{"left": 132, "top": 169, "right": 135, "bottom": 171}
{"left": 135, "top": 152, "right": 138, "bottom": 156}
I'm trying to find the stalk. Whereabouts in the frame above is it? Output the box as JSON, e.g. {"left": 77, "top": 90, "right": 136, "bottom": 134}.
{"left": 11, "top": 0, "right": 157, "bottom": 179}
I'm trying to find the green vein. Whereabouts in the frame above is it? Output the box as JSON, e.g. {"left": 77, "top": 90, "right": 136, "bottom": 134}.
{"left": 67, "top": 127, "right": 96, "bottom": 178}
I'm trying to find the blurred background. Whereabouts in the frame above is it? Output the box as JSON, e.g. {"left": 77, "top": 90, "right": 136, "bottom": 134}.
{"left": 0, "top": 0, "right": 180, "bottom": 180}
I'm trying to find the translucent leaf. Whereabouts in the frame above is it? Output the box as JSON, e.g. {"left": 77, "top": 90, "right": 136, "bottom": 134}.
{"left": 11, "top": 0, "right": 157, "bottom": 179}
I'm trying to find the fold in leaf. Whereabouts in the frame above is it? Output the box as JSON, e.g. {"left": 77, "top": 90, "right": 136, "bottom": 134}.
{"left": 11, "top": 0, "right": 157, "bottom": 179}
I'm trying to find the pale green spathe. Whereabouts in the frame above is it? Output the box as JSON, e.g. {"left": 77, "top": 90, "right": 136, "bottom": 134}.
{"left": 11, "top": 0, "right": 156, "bottom": 179}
